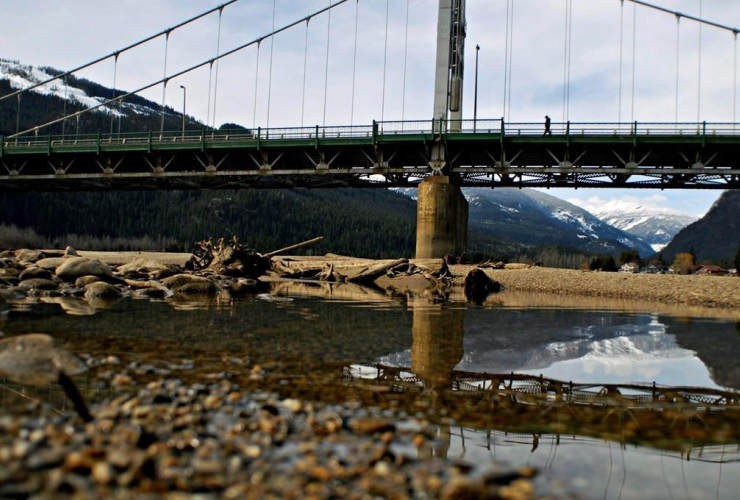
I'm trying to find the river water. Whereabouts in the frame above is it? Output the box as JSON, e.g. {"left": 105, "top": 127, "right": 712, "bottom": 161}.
{"left": 2, "top": 282, "right": 740, "bottom": 499}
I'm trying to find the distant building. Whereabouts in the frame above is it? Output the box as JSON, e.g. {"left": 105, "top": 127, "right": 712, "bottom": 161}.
{"left": 695, "top": 265, "right": 729, "bottom": 276}
{"left": 619, "top": 262, "right": 640, "bottom": 273}
{"left": 645, "top": 264, "right": 667, "bottom": 274}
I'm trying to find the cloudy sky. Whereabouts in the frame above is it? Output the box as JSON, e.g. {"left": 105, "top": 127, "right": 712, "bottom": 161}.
{"left": 2, "top": 0, "right": 739, "bottom": 215}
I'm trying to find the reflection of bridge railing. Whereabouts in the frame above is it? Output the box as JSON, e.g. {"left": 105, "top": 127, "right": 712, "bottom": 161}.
{"left": 5, "top": 119, "right": 740, "bottom": 153}
{"left": 347, "top": 364, "right": 740, "bottom": 408}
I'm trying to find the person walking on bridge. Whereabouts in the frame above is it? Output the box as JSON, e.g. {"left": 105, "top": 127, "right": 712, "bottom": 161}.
{"left": 543, "top": 115, "right": 552, "bottom": 136}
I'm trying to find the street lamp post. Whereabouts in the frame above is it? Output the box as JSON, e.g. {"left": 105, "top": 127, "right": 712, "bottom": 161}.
{"left": 474, "top": 44, "right": 480, "bottom": 131}
{"left": 179, "top": 85, "right": 187, "bottom": 139}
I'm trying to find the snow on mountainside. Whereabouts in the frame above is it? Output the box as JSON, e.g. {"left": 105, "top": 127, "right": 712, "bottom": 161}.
{"left": 396, "top": 187, "right": 654, "bottom": 256}
{"left": 575, "top": 199, "right": 698, "bottom": 253}
{"left": 0, "top": 58, "right": 159, "bottom": 118}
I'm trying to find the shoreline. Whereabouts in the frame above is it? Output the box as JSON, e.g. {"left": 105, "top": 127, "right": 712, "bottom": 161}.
{"left": 33, "top": 250, "right": 740, "bottom": 312}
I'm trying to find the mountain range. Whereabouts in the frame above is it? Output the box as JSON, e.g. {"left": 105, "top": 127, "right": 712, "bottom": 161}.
{"left": 572, "top": 199, "right": 698, "bottom": 253}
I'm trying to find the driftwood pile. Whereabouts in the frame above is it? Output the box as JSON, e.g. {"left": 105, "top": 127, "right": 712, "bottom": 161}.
{"left": 186, "top": 237, "right": 271, "bottom": 278}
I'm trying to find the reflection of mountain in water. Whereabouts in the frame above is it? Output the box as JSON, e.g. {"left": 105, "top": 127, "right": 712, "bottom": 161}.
{"left": 460, "top": 317, "right": 691, "bottom": 374}
{"left": 379, "top": 306, "right": 740, "bottom": 392}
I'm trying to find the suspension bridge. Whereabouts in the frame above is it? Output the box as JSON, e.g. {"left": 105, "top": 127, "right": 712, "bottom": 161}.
{"left": 1, "top": 0, "right": 739, "bottom": 258}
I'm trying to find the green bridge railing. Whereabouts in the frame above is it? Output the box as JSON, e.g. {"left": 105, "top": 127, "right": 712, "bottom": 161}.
{"left": 2, "top": 119, "right": 740, "bottom": 156}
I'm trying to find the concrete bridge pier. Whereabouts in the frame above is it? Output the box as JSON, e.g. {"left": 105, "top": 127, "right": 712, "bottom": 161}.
{"left": 415, "top": 176, "right": 468, "bottom": 259}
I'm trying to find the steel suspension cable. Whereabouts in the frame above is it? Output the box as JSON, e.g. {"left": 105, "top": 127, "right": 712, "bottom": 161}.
{"left": 10, "top": 1, "right": 349, "bottom": 139}
{"left": 322, "top": 0, "right": 333, "bottom": 127}
{"left": 211, "top": 8, "right": 224, "bottom": 130}
{"left": 350, "top": 0, "right": 359, "bottom": 125}
{"left": 507, "top": 0, "right": 515, "bottom": 122}
{"left": 566, "top": 0, "right": 573, "bottom": 121}
{"left": 697, "top": 0, "right": 702, "bottom": 123}
{"left": 15, "top": 96, "right": 21, "bottom": 136}
{"left": 562, "top": 0, "right": 570, "bottom": 123}
{"left": 301, "top": 19, "right": 310, "bottom": 127}
{"left": 159, "top": 33, "right": 170, "bottom": 133}
{"left": 0, "top": 0, "right": 241, "bottom": 105}
{"left": 62, "top": 76, "right": 68, "bottom": 137}
{"left": 618, "top": 0, "right": 624, "bottom": 123}
{"left": 110, "top": 54, "right": 119, "bottom": 135}
{"left": 266, "top": 0, "right": 277, "bottom": 129}
{"left": 675, "top": 15, "right": 680, "bottom": 124}
{"left": 380, "top": 0, "right": 390, "bottom": 122}
{"left": 628, "top": 0, "right": 738, "bottom": 35}
{"left": 734, "top": 33, "right": 738, "bottom": 126}
{"left": 502, "top": 0, "right": 510, "bottom": 118}
{"left": 253, "top": 42, "right": 261, "bottom": 128}
{"left": 206, "top": 62, "right": 214, "bottom": 128}
{"left": 401, "top": 0, "right": 410, "bottom": 121}
{"left": 630, "top": 1, "right": 637, "bottom": 124}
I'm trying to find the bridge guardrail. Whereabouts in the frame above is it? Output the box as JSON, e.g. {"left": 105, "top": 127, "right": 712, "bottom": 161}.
{"left": 4, "top": 120, "right": 740, "bottom": 152}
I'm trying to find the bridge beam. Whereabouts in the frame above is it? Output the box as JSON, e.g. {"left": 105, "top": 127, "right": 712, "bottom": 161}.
{"left": 415, "top": 175, "right": 468, "bottom": 259}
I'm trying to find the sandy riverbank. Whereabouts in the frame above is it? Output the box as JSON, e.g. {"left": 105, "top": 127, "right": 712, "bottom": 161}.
{"left": 452, "top": 265, "right": 740, "bottom": 310}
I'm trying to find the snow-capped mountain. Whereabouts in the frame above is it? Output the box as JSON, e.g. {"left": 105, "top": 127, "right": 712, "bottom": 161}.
{"left": 1, "top": 59, "right": 124, "bottom": 116}
{"left": 397, "top": 188, "right": 654, "bottom": 256}
{"left": 0, "top": 59, "right": 186, "bottom": 137}
{"left": 574, "top": 199, "right": 698, "bottom": 253}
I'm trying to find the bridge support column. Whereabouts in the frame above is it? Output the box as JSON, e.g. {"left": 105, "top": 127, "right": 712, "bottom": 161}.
{"left": 415, "top": 176, "right": 468, "bottom": 259}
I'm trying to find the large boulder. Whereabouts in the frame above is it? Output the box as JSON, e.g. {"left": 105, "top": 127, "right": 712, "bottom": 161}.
{"left": 117, "top": 258, "right": 178, "bottom": 277}
{"left": 56, "top": 258, "right": 113, "bottom": 282}
{"left": 175, "top": 282, "right": 218, "bottom": 295}
{"left": 162, "top": 274, "right": 214, "bottom": 291}
{"left": 75, "top": 275, "right": 102, "bottom": 287}
{"left": 18, "top": 267, "right": 53, "bottom": 282}
{"left": 18, "top": 278, "right": 59, "bottom": 291}
{"left": 15, "top": 249, "right": 46, "bottom": 263}
{"left": 36, "top": 257, "right": 71, "bottom": 271}
{"left": 0, "top": 334, "right": 92, "bottom": 421}
{"left": 84, "top": 282, "right": 122, "bottom": 300}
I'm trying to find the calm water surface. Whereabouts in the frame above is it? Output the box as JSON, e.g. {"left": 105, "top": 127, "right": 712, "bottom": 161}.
{"left": 3, "top": 282, "right": 740, "bottom": 499}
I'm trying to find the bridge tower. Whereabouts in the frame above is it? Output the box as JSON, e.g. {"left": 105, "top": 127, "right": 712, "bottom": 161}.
{"left": 416, "top": 0, "right": 469, "bottom": 259}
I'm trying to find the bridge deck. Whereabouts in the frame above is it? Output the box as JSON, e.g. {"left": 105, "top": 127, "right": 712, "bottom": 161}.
{"left": 2, "top": 120, "right": 739, "bottom": 191}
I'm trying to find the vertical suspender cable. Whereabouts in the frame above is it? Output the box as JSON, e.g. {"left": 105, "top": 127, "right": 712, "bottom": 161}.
{"left": 206, "top": 62, "right": 214, "bottom": 129}
{"left": 380, "top": 0, "right": 390, "bottom": 122}
{"left": 266, "top": 0, "right": 277, "bottom": 129}
{"left": 618, "top": 0, "right": 624, "bottom": 123}
{"left": 697, "top": 0, "right": 703, "bottom": 122}
{"left": 62, "top": 77, "right": 68, "bottom": 137}
{"left": 630, "top": 1, "right": 636, "bottom": 124}
{"left": 502, "top": 0, "right": 510, "bottom": 118}
{"left": 562, "top": 0, "right": 570, "bottom": 123}
{"left": 350, "top": 0, "right": 359, "bottom": 125}
{"left": 507, "top": 0, "right": 515, "bottom": 122}
{"left": 110, "top": 54, "right": 118, "bottom": 135}
{"left": 401, "top": 0, "right": 410, "bottom": 121}
{"left": 734, "top": 32, "right": 738, "bottom": 126}
{"left": 253, "top": 42, "right": 261, "bottom": 128}
{"left": 322, "top": 0, "right": 332, "bottom": 127}
{"left": 675, "top": 15, "right": 681, "bottom": 124}
{"left": 301, "top": 19, "right": 310, "bottom": 127}
{"left": 15, "top": 95, "right": 21, "bottom": 137}
{"left": 160, "top": 32, "right": 170, "bottom": 134}
{"left": 566, "top": 0, "right": 573, "bottom": 121}
{"left": 211, "top": 9, "right": 224, "bottom": 131}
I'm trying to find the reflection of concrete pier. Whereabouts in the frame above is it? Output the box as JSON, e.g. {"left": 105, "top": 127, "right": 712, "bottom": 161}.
{"left": 410, "top": 300, "right": 465, "bottom": 389}
{"left": 410, "top": 300, "right": 466, "bottom": 459}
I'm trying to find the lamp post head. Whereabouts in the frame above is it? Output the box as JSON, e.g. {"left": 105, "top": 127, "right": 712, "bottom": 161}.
{"left": 476, "top": 44, "right": 480, "bottom": 51}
